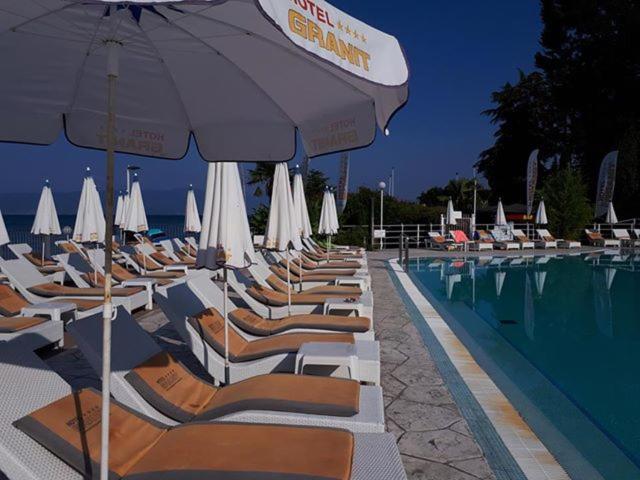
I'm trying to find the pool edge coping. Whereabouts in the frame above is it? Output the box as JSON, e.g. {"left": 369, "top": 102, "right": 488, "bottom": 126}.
{"left": 386, "top": 258, "right": 570, "bottom": 480}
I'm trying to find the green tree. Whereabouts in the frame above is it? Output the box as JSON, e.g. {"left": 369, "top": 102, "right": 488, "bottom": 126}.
{"left": 541, "top": 167, "right": 591, "bottom": 240}
{"left": 248, "top": 204, "right": 270, "bottom": 235}
{"left": 418, "top": 177, "right": 490, "bottom": 212}
{"left": 480, "top": 1, "right": 640, "bottom": 217}
{"left": 247, "top": 163, "right": 276, "bottom": 198}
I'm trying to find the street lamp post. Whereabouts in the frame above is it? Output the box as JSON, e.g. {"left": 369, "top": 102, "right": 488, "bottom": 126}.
{"left": 379, "top": 181, "right": 386, "bottom": 250}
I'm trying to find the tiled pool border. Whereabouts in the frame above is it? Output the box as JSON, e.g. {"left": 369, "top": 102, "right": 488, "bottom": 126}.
{"left": 387, "top": 259, "right": 570, "bottom": 480}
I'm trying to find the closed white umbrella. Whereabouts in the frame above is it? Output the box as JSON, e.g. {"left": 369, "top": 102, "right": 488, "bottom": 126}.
{"left": 0, "top": 208, "right": 9, "bottom": 247}
{"left": 73, "top": 169, "right": 105, "bottom": 243}
{"left": 198, "top": 162, "right": 255, "bottom": 383}
{"left": 329, "top": 190, "right": 340, "bottom": 232}
{"left": 605, "top": 202, "right": 618, "bottom": 224}
{"left": 292, "top": 171, "right": 313, "bottom": 239}
{"left": 114, "top": 193, "right": 125, "bottom": 227}
{"left": 184, "top": 185, "right": 202, "bottom": 234}
{"left": 31, "top": 180, "right": 62, "bottom": 261}
{"left": 535, "top": 199, "right": 548, "bottom": 225}
{"left": 123, "top": 176, "right": 148, "bottom": 233}
{"left": 446, "top": 198, "right": 457, "bottom": 226}
{"left": 495, "top": 199, "right": 508, "bottom": 227}
{"left": 318, "top": 189, "right": 338, "bottom": 261}
{"left": 263, "top": 163, "right": 302, "bottom": 313}
{"left": 0, "top": 2, "right": 409, "bottom": 476}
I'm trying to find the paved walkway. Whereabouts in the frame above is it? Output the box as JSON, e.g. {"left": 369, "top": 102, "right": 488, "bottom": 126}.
{"left": 367, "top": 251, "right": 496, "bottom": 480}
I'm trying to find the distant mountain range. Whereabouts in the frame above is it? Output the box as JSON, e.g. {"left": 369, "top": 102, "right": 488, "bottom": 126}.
{"left": 0, "top": 188, "right": 206, "bottom": 215}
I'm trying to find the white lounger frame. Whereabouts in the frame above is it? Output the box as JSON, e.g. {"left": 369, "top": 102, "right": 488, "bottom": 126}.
{"left": 68, "top": 310, "right": 383, "bottom": 432}
{"left": 0, "top": 340, "right": 405, "bottom": 480}
{"left": 154, "top": 279, "right": 377, "bottom": 384}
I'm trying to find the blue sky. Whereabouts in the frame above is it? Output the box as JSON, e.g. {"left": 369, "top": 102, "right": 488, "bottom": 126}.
{"left": 0, "top": 1, "right": 542, "bottom": 208}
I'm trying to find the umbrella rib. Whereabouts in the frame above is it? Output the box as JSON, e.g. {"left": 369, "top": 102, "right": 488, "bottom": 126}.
{"left": 128, "top": 22, "right": 196, "bottom": 132}
{"left": 0, "top": 2, "right": 88, "bottom": 39}
{"left": 184, "top": 9, "right": 375, "bottom": 101}
{"left": 151, "top": 17, "right": 297, "bottom": 130}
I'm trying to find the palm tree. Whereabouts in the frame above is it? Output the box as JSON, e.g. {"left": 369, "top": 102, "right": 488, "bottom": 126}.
{"left": 247, "top": 163, "right": 277, "bottom": 198}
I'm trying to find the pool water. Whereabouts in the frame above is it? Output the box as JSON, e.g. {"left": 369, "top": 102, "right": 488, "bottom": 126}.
{"left": 408, "top": 254, "right": 640, "bottom": 480}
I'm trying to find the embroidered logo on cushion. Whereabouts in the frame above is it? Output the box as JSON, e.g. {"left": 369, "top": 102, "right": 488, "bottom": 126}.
{"left": 65, "top": 405, "right": 101, "bottom": 432}
{"left": 156, "top": 368, "right": 182, "bottom": 391}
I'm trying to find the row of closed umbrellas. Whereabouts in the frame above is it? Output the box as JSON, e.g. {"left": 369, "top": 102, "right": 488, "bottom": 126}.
{"left": 0, "top": 1, "right": 409, "bottom": 477}
{"left": 445, "top": 197, "right": 619, "bottom": 227}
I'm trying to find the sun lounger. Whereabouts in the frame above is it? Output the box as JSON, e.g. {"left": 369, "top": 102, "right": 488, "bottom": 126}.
{"left": 426, "top": 232, "right": 460, "bottom": 251}
{"left": 0, "top": 341, "right": 405, "bottom": 480}
{"left": 535, "top": 229, "right": 558, "bottom": 249}
{"left": 6, "top": 244, "right": 65, "bottom": 280}
{"left": 585, "top": 230, "right": 621, "bottom": 248}
{"left": 1, "top": 255, "right": 152, "bottom": 315}
{"left": 187, "top": 273, "right": 373, "bottom": 339}
{"left": 307, "top": 237, "right": 365, "bottom": 256}
{"left": 510, "top": 229, "right": 535, "bottom": 249}
{"left": 612, "top": 229, "right": 635, "bottom": 247}
{"left": 268, "top": 267, "right": 363, "bottom": 294}
{"left": 68, "top": 309, "right": 383, "bottom": 432}
{"left": 154, "top": 281, "right": 378, "bottom": 384}
{"left": 451, "top": 230, "right": 492, "bottom": 251}
{"left": 0, "top": 296, "right": 63, "bottom": 350}
{"left": 490, "top": 229, "right": 520, "bottom": 250}
{"left": 55, "top": 253, "right": 153, "bottom": 310}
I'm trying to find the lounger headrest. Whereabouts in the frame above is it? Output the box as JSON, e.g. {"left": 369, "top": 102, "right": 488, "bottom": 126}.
{"left": 0, "top": 284, "right": 29, "bottom": 316}
{"left": 14, "top": 388, "right": 166, "bottom": 479}
{"left": 125, "top": 351, "right": 217, "bottom": 423}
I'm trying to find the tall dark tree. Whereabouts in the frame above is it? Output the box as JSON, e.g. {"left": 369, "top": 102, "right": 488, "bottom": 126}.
{"left": 480, "top": 1, "right": 640, "bottom": 218}
{"left": 477, "top": 71, "right": 565, "bottom": 204}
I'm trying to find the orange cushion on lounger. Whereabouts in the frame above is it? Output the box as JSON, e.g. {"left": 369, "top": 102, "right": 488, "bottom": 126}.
{"left": 0, "top": 285, "right": 30, "bottom": 316}
{"left": 189, "top": 308, "right": 354, "bottom": 362}
{"left": 0, "top": 316, "right": 46, "bottom": 333}
{"left": 13, "top": 388, "right": 167, "bottom": 479}
{"left": 197, "top": 373, "right": 360, "bottom": 421}
{"left": 125, "top": 351, "right": 218, "bottom": 422}
{"left": 125, "top": 350, "right": 361, "bottom": 422}
{"left": 229, "top": 307, "right": 370, "bottom": 335}
{"left": 451, "top": 230, "right": 469, "bottom": 243}
{"left": 126, "top": 423, "right": 355, "bottom": 480}
{"left": 248, "top": 284, "right": 360, "bottom": 307}
{"left": 28, "top": 283, "right": 144, "bottom": 298}
{"left": 15, "top": 389, "right": 356, "bottom": 480}
{"left": 23, "top": 252, "right": 56, "bottom": 267}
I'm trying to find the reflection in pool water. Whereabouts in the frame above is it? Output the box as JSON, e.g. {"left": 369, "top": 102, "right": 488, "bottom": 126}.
{"left": 409, "top": 253, "right": 640, "bottom": 480}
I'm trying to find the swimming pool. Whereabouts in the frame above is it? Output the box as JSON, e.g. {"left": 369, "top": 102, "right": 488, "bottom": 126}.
{"left": 407, "top": 253, "right": 640, "bottom": 480}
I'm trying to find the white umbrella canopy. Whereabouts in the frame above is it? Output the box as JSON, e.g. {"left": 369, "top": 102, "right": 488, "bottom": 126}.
{"left": 0, "top": 1, "right": 408, "bottom": 161}
{"left": 197, "top": 162, "right": 255, "bottom": 270}
{"left": 197, "top": 162, "right": 256, "bottom": 382}
{"left": 73, "top": 172, "right": 106, "bottom": 243}
{"left": 263, "top": 163, "right": 303, "bottom": 252}
{"left": 495, "top": 199, "right": 508, "bottom": 226}
{"left": 31, "top": 182, "right": 62, "bottom": 236}
{"left": 535, "top": 200, "right": 548, "bottom": 225}
{"left": 446, "top": 198, "right": 456, "bottom": 226}
{"left": 292, "top": 171, "right": 313, "bottom": 239}
{"left": 114, "top": 193, "right": 125, "bottom": 227}
{"left": 0, "top": 2, "right": 409, "bottom": 477}
{"left": 605, "top": 202, "right": 618, "bottom": 224}
{"left": 0, "top": 209, "right": 9, "bottom": 247}
{"left": 122, "top": 178, "right": 149, "bottom": 233}
{"left": 318, "top": 189, "right": 337, "bottom": 236}
{"left": 184, "top": 185, "right": 202, "bottom": 234}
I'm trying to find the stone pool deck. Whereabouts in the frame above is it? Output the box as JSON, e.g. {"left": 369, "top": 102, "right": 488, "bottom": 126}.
{"left": 367, "top": 250, "right": 496, "bottom": 480}
{"left": 44, "top": 248, "right": 595, "bottom": 479}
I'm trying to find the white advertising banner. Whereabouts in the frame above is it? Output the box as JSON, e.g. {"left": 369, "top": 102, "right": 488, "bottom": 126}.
{"left": 526, "top": 149, "right": 539, "bottom": 217}
{"left": 595, "top": 151, "right": 618, "bottom": 218}
{"left": 258, "top": 0, "right": 409, "bottom": 86}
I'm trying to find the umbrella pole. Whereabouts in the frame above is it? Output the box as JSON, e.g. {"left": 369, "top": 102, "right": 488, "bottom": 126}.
{"left": 298, "top": 252, "right": 303, "bottom": 293}
{"left": 100, "top": 39, "right": 120, "bottom": 480}
{"left": 286, "top": 250, "right": 292, "bottom": 316}
{"left": 223, "top": 268, "right": 229, "bottom": 384}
